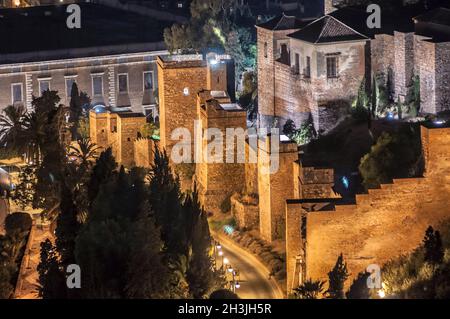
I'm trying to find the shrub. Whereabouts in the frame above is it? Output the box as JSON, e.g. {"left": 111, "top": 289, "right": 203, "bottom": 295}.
{"left": 5, "top": 212, "right": 32, "bottom": 236}
{"left": 220, "top": 194, "right": 232, "bottom": 214}
{"left": 359, "top": 125, "right": 423, "bottom": 189}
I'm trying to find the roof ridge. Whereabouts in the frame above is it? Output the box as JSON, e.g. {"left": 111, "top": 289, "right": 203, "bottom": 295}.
{"left": 326, "top": 15, "right": 369, "bottom": 40}
{"left": 315, "top": 15, "right": 331, "bottom": 44}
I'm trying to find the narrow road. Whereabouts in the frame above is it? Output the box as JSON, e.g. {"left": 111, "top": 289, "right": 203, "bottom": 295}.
{"left": 213, "top": 232, "right": 283, "bottom": 299}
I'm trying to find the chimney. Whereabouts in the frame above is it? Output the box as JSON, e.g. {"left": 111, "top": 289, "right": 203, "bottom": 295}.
{"left": 324, "top": 0, "right": 337, "bottom": 15}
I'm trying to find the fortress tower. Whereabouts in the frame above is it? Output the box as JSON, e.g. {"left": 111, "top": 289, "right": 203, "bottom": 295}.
{"left": 157, "top": 54, "right": 229, "bottom": 160}
{"left": 258, "top": 136, "right": 299, "bottom": 242}
{"left": 89, "top": 107, "right": 146, "bottom": 167}
{"left": 196, "top": 90, "right": 247, "bottom": 213}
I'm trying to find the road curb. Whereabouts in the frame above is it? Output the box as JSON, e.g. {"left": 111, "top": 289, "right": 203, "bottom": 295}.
{"left": 212, "top": 230, "right": 285, "bottom": 299}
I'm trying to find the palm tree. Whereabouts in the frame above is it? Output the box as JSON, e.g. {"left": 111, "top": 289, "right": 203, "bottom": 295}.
{"left": 0, "top": 105, "right": 27, "bottom": 155}
{"left": 293, "top": 278, "right": 325, "bottom": 299}
{"left": 68, "top": 137, "right": 99, "bottom": 167}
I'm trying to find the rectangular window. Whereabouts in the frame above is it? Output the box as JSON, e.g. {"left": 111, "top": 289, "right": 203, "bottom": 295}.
{"left": 92, "top": 75, "right": 103, "bottom": 96}
{"left": 65, "top": 77, "right": 77, "bottom": 98}
{"left": 305, "top": 56, "right": 311, "bottom": 78}
{"left": 326, "top": 56, "right": 338, "bottom": 78}
{"left": 39, "top": 80, "right": 50, "bottom": 95}
{"left": 264, "top": 42, "right": 268, "bottom": 58}
{"left": 294, "top": 53, "right": 300, "bottom": 74}
{"left": 143, "top": 71, "right": 153, "bottom": 92}
{"left": 11, "top": 83, "right": 23, "bottom": 103}
{"left": 118, "top": 74, "right": 128, "bottom": 94}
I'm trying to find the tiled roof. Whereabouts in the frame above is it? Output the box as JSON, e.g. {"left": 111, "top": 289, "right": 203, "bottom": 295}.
{"left": 256, "top": 13, "right": 310, "bottom": 31}
{"left": 288, "top": 15, "right": 368, "bottom": 44}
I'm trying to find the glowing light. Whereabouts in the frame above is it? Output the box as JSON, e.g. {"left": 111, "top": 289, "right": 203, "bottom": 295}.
{"left": 341, "top": 176, "right": 350, "bottom": 189}
{"left": 228, "top": 267, "right": 233, "bottom": 273}
{"left": 218, "top": 251, "right": 223, "bottom": 256}
{"left": 223, "top": 225, "right": 234, "bottom": 235}
{"left": 378, "top": 290, "right": 386, "bottom": 298}
{"left": 387, "top": 112, "right": 394, "bottom": 119}
{"left": 434, "top": 120, "right": 445, "bottom": 125}
{"left": 235, "top": 282, "right": 240, "bottom": 289}
{"left": 209, "top": 59, "right": 218, "bottom": 65}
{"left": 216, "top": 244, "right": 222, "bottom": 249}
{"left": 223, "top": 258, "right": 229, "bottom": 265}
{"left": 212, "top": 26, "right": 226, "bottom": 45}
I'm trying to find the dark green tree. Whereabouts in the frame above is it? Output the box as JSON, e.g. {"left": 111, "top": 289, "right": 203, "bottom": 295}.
{"left": 283, "top": 119, "right": 296, "bottom": 137}
{"left": 31, "top": 91, "right": 66, "bottom": 210}
{"left": 68, "top": 83, "right": 91, "bottom": 140}
{"left": 11, "top": 166, "right": 39, "bottom": 210}
{"left": 37, "top": 239, "right": 67, "bottom": 299}
{"left": 125, "top": 201, "right": 171, "bottom": 299}
{"left": 87, "top": 148, "right": 117, "bottom": 206}
{"left": 186, "top": 191, "right": 223, "bottom": 298}
{"left": 55, "top": 183, "right": 80, "bottom": 266}
{"left": 423, "top": 226, "right": 444, "bottom": 266}
{"left": 0, "top": 105, "right": 28, "bottom": 154}
{"left": 327, "top": 253, "right": 349, "bottom": 299}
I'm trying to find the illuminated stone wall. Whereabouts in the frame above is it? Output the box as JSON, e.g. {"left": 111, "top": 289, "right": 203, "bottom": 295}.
{"left": 196, "top": 92, "right": 247, "bottom": 213}
{"left": 285, "top": 126, "right": 450, "bottom": 293}
{"left": 258, "top": 139, "right": 299, "bottom": 242}
{"left": 157, "top": 56, "right": 208, "bottom": 159}
{"left": 133, "top": 137, "right": 157, "bottom": 168}
{"left": 89, "top": 110, "right": 145, "bottom": 167}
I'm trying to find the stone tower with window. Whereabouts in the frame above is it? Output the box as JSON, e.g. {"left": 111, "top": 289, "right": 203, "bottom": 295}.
{"left": 157, "top": 55, "right": 229, "bottom": 161}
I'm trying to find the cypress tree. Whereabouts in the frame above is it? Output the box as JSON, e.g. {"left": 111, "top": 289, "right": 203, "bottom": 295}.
{"left": 327, "top": 253, "right": 349, "bottom": 299}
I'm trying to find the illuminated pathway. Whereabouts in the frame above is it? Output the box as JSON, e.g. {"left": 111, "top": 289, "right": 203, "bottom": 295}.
{"left": 214, "top": 233, "right": 284, "bottom": 299}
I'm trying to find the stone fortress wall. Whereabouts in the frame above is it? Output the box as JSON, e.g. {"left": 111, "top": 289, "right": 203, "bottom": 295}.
{"left": 286, "top": 126, "right": 450, "bottom": 293}
{"left": 89, "top": 51, "right": 450, "bottom": 297}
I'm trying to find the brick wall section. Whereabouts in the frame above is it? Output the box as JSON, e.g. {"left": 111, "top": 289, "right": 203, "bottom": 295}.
{"left": 244, "top": 141, "right": 259, "bottom": 195}
{"left": 230, "top": 193, "right": 259, "bottom": 230}
{"left": 257, "top": 27, "right": 300, "bottom": 128}
{"left": 258, "top": 139, "right": 299, "bottom": 242}
{"left": 371, "top": 34, "right": 395, "bottom": 90}
{"left": 285, "top": 126, "right": 450, "bottom": 293}
{"left": 269, "top": 40, "right": 367, "bottom": 133}
{"left": 286, "top": 202, "right": 303, "bottom": 292}
{"left": 394, "top": 32, "right": 415, "bottom": 102}
{"left": 116, "top": 113, "right": 146, "bottom": 167}
{"left": 90, "top": 110, "right": 145, "bottom": 167}
{"left": 435, "top": 42, "right": 450, "bottom": 113}
{"left": 273, "top": 61, "right": 313, "bottom": 128}
{"left": 133, "top": 138, "right": 157, "bottom": 168}
{"left": 416, "top": 38, "right": 436, "bottom": 113}
{"left": 257, "top": 27, "right": 276, "bottom": 127}
{"left": 89, "top": 111, "right": 109, "bottom": 149}
{"left": 300, "top": 166, "right": 336, "bottom": 199}
{"left": 196, "top": 95, "right": 247, "bottom": 213}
